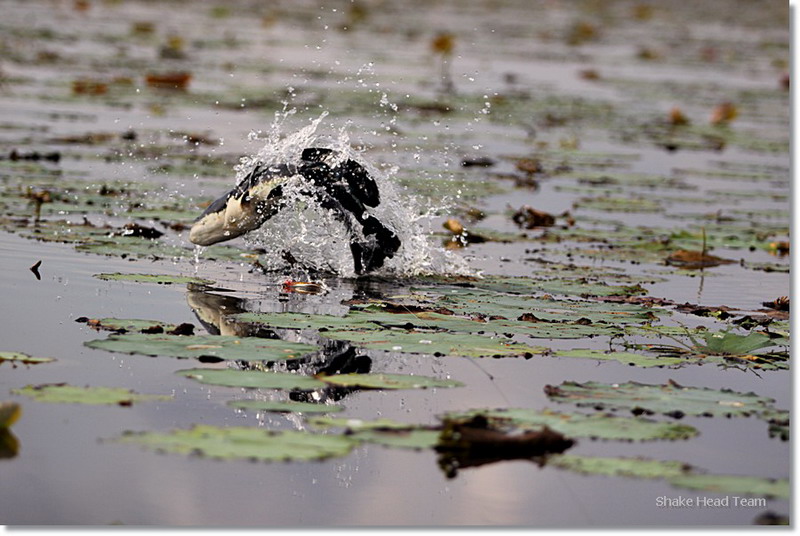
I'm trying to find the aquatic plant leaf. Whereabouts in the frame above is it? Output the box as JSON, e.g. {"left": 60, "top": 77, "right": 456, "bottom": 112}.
{"left": 12, "top": 384, "right": 170, "bottom": 406}
{"left": 353, "top": 429, "right": 442, "bottom": 450}
{"left": 77, "top": 317, "right": 180, "bottom": 333}
{"left": 442, "top": 408, "right": 697, "bottom": 441}
{"left": 0, "top": 402, "right": 22, "bottom": 428}
{"left": 307, "top": 417, "right": 423, "bottom": 430}
{"left": 553, "top": 349, "right": 685, "bottom": 368}
{"left": 85, "top": 333, "right": 316, "bottom": 362}
{"left": 115, "top": 425, "right": 355, "bottom": 462}
{"left": 320, "top": 373, "right": 463, "bottom": 390}
{"left": 469, "top": 275, "right": 646, "bottom": 298}
{"left": 547, "top": 454, "right": 692, "bottom": 479}
{"left": 695, "top": 330, "right": 781, "bottom": 356}
{"left": 94, "top": 273, "right": 215, "bottom": 285}
{"left": 228, "top": 399, "right": 342, "bottom": 414}
{"left": 233, "top": 311, "right": 382, "bottom": 332}
{"left": 177, "top": 368, "right": 326, "bottom": 390}
{"left": 0, "top": 351, "right": 56, "bottom": 365}
{"left": 544, "top": 380, "right": 778, "bottom": 418}
{"left": 667, "top": 474, "right": 790, "bottom": 500}
{"left": 322, "top": 329, "right": 544, "bottom": 358}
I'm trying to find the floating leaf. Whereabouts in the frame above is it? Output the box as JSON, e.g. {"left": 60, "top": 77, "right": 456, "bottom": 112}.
{"left": 307, "top": 416, "right": 441, "bottom": 450}
{"left": 12, "top": 384, "right": 170, "bottom": 406}
{"left": 228, "top": 399, "right": 341, "bottom": 414}
{"left": 553, "top": 349, "right": 685, "bottom": 368}
{"left": 665, "top": 249, "right": 735, "bottom": 269}
{"left": 0, "top": 351, "right": 55, "bottom": 365}
{"left": 85, "top": 333, "right": 316, "bottom": 362}
{"left": 115, "top": 425, "right": 355, "bottom": 462}
{"left": 441, "top": 408, "right": 697, "bottom": 441}
{"left": 77, "top": 317, "right": 181, "bottom": 334}
{"left": 547, "top": 454, "right": 692, "bottom": 479}
{"left": 0, "top": 402, "right": 22, "bottom": 428}
{"left": 668, "top": 474, "right": 789, "bottom": 500}
{"left": 177, "top": 368, "right": 326, "bottom": 390}
{"left": 544, "top": 380, "right": 778, "bottom": 418}
{"left": 320, "top": 373, "right": 463, "bottom": 390}
{"left": 94, "top": 273, "right": 214, "bottom": 285}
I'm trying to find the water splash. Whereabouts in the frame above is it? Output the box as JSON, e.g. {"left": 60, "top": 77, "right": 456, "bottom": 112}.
{"left": 236, "top": 113, "right": 473, "bottom": 279}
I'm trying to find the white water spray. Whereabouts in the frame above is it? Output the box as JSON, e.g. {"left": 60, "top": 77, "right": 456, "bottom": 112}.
{"left": 235, "top": 113, "right": 473, "bottom": 278}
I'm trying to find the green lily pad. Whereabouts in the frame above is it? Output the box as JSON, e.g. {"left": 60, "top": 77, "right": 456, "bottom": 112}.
{"left": 0, "top": 351, "right": 56, "bottom": 365}
{"left": 469, "top": 275, "right": 647, "bottom": 298}
{"left": 322, "top": 329, "right": 544, "bottom": 358}
{"left": 547, "top": 454, "right": 692, "bottom": 479}
{"left": 177, "top": 368, "right": 326, "bottom": 391}
{"left": 114, "top": 425, "right": 356, "bottom": 462}
{"left": 228, "top": 399, "right": 342, "bottom": 414}
{"left": 78, "top": 318, "right": 180, "bottom": 333}
{"left": 85, "top": 333, "right": 316, "bottom": 362}
{"left": 319, "top": 373, "right": 463, "bottom": 390}
{"left": 553, "top": 349, "right": 686, "bottom": 368}
{"left": 667, "top": 474, "right": 790, "bottom": 500}
{"left": 12, "top": 383, "right": 171, "bottom": 406}
{"left": 306, "top": 417, "right": 470, "bottom": 450}
{"left": 544, "top": 380, "right": 778, "bottom": 418}
{"left": 441, "top": 408, "right": 697, "bottom": 441}
{"left": 94, "top": 273, "right": 215, "bottom": 285}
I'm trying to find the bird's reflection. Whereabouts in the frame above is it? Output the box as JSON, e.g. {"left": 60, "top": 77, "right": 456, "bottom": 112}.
{"left": 185, "top": 286, "right": 372, "bottom": 402}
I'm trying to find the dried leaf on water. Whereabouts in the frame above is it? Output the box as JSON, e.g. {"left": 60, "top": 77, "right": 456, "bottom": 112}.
{"left": 665, "top": 249, "right": 735, "bottom": 269}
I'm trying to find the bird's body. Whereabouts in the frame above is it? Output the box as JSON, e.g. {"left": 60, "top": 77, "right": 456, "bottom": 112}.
{"left": 189, "top": 148, "right": 401, "bottom": 275}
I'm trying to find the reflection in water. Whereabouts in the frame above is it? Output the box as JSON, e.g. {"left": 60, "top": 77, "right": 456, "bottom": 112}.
{"left": 0, "top": 429, "right": 19, "bottom": 459}
{"left": 185, "top": 286, "right": 372, "bottom": 403}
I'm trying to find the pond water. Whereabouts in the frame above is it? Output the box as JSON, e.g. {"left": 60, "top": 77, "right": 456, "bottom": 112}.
{"left": 0, "top": 0, "right": 790, "bottom": 528}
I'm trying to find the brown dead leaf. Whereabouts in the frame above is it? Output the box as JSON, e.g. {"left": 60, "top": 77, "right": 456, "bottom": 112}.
{"left": 511, "top": 206, "right": 555, "bottom": 229}
{"left": 665, "top": 249, "right": 735, "bottom": 269}
{"left": 145, "top": 72, "right": 191, "bottom": 91}
{"left": 710, "top": 102, "right": 738, "bottom": 125}
{"left": 669, "top": 107, "right": 690, "bottom": 126}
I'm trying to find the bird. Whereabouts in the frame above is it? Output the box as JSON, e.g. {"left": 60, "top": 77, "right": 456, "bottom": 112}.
{"left": 189, "top": 148, "right": 401, "bottom": 275}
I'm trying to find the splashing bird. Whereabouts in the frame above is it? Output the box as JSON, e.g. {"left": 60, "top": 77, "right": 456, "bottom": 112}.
{"left": 189, "top": 148, "right": 401, "bottom": 275}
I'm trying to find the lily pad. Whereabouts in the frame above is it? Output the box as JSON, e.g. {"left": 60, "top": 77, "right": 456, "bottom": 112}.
{"left": 177, "top": 368, "right": 326, "bottom": 391}
{"left": 77, "top": 317, "right": 181, "bottom": 333}
{"left": 94, "top": 273, "right": 215, "bottom": 285}
{"left": 0, "top": 351, "right": 56, "bottom": 365}
{"left": 667, "top": 474, "right": 790, "bottom": 500}
{"left": 85, "top": 333, "right": 316, "bottom": 362}
{"left": 11, "top": 383, "right": 171, "bottom": 406}
{"left": 547, "top": 454, "right": 692, "bottom": 479}
{"left": 114, "top": 425, "right": 356, "bottom": 462}
{"left": 544, "top": 380, "right": 779, "bottom": 418}
{"left": 326, "top": 329, "right": 543, "bottom": 358}
{"left": 552, "top": 349, "right": 686, "bottom": 368}
{"left": 319, "top": 373, "right": 463, "bottom": 390}
{"left": 228, "top": 399, "right": 342, "bottom": 414}
{"left": 441, "top": 408, "right": 697, "bottom": 441}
